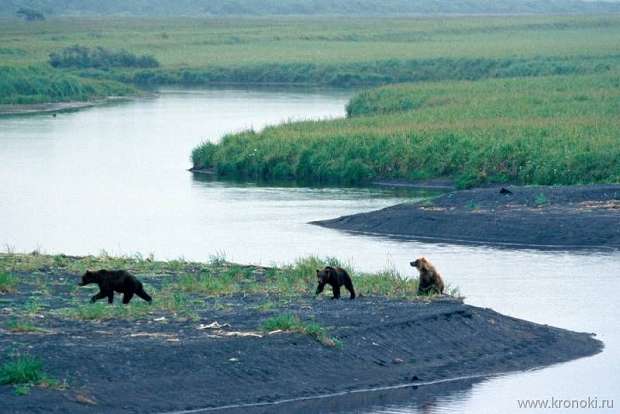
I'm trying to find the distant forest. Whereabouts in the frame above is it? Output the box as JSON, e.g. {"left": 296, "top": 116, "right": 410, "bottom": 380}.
{"left": 2, "top": 0, "right": 620, "bottom": 16}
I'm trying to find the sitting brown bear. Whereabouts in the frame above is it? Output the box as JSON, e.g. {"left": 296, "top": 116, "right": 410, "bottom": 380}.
{"left": 315, "top": 266, "right": 356, "bottom": 300}
{"left": 410, "top": 257, "right": 444, "bottom": 295}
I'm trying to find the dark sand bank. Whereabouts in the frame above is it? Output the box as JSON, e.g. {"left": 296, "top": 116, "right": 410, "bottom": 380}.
{"left": 0, "top": 269, "right": 601, "bottom": 413}
{"left": 313, "top": 184, "right": 620, "bottom": 249}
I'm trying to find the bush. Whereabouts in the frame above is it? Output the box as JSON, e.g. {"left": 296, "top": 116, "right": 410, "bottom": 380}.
{"left": 16, "top": 8, "right": 45, "bottom": 21}
{"left": 49, "top": 45, "right": 159, "bottom": 69}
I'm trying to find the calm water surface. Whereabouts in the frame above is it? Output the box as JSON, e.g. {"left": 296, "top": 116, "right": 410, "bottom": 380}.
{"left": 0, "top": 88, "right": 618, "bottom": 413}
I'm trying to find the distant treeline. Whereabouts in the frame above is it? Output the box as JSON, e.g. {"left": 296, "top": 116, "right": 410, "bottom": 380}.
{"left": 2, "top": 0, "right": 620, "bottom": 16}
{"left": 110, "top": 55, "right": 616, "bottom": 88}
{"left": 49, "top": 45, "right": 159, "bottom": 69}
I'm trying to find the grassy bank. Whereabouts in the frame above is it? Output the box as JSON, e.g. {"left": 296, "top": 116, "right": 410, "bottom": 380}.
{"left": 0, "top": 66, "right": 135, "bottom": 105}
{"left": 1, "top": 15, "right": 619, "bottom": 103}
{"left": 0, "top": 252, "right": 443, "bottom": 312}
{"left": 114, "top": 54, "right": 617, "bottom": 88}
{"left": 192, "top": 71, "right": 620, "bottom": 187}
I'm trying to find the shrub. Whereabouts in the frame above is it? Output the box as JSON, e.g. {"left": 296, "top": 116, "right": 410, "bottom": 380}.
{"left": 49, "top": 45, "right": 159, "bottom": 69}
{"left": 16, "top": 8, "right": 45, "bottom": 21}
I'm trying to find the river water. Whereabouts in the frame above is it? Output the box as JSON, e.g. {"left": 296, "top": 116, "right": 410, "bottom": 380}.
{"left": 0, "top": 88, "right": 618, "bottom": 413}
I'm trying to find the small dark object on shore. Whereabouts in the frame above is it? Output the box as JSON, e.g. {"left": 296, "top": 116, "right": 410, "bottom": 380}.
{"left": 316, "top": 266, "right": 356, "bottom": 299}
{"left": 410, "top": 257, "right": 445, "bottom": 295}
{"left": 499, "top": 187, "right": 512, "bottom": 195}
{"left": 79, "top": 269, "right": 152, "bottom": 304}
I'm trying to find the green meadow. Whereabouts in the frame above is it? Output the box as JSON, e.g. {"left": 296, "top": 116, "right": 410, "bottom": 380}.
{"left": 1, "top": 15, "right": 620, "bottom": 102}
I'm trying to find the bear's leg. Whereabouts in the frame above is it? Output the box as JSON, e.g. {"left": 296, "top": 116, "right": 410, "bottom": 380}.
{"left": 332, "top": 285, "right": 341, "bottom": 299}
{"left": 344, "top": 280, "right": 356, "bottom": 300}
{"left": 315, "top": 282, "right": 326, "bottom": 296}
{"left": 107, "top": 291, "right": 114, "bottom": 304}
{"left": 136, "top": 286, "right": 152, "bottom": 303}
{"left": 90, "top": 291, "right": 107, "bottom": 303}
{"left": 122, "top": 292, "right": 134, "bottom": 304}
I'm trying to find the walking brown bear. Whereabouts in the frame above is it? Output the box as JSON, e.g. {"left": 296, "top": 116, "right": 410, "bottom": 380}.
{"left": 79, "top": 269, "right": 152, "bottom": 304}
{"left": 315, "top": 266, "right": 356, "bottom": 299}
{"left": 410, "top": 257, "right": 445, "bottom": 295}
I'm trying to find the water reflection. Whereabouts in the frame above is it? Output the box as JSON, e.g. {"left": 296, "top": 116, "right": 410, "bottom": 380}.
{"left": 217, "top": 376, "right": 479, "bottom": 414}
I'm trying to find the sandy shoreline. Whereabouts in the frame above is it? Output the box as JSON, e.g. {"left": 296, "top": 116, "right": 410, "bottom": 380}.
{"left": 313, "top": 184, "right": 620, "bottom": 250}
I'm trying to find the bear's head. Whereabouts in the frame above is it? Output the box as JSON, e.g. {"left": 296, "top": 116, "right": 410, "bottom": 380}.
{"left": 410, "top": 257, "right": 431, "bottom": 272}
{"left": 79, "top": 270, "right": 98, "bottom": 286}
{"left": 316, "top": 267, "right": 335, "bottom": 284}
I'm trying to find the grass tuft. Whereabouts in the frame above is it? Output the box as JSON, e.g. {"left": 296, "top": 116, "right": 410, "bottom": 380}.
{"left": 5, "top": 320, "right": 45, "bottom": 333}
{"left": 0, "top": 272, "right": 18, "bottom": 293}
{"left": 0, "top": 354, "right": 64, "bottom": 395}
{"left": 261, "top": 313, "right": 340, "bottom": 347}
{"left": 0, "top": 354, "right": 44, "bottom": 385}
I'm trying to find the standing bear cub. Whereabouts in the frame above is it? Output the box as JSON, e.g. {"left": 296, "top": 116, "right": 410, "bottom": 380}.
{"left": 79, "top": 270, "right": 152, "bottom": 304}
{"left": 315, "top": 266, "right": 356, "bottom": 299}
{"left": 410, "top": 257, "right": 445, "bottom": 295}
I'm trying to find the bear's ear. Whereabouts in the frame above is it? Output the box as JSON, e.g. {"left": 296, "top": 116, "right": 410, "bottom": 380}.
{"left": 316, "top": 269, "right": 320, "bottom": 274}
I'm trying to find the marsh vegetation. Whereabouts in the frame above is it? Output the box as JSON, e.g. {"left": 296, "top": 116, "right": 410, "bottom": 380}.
{"left": 1, "top": 15, "right": 619, "bottom": 104}
{"left": 193, "top": 72, "right": 620, "bottom": 187}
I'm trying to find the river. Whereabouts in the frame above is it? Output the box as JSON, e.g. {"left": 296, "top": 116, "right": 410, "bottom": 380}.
{"left": 0, "top": 88, "right": 617, "bottom": 413}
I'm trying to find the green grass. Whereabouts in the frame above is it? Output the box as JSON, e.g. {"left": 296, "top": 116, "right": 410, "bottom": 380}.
{"left": 23, "top": 252, "right": 423, "bottom": 322}
{"left": 260, "top": 313, "right": 340, "bottom": 347}
{"left": 1, "top": 15, "right": 619, "bottom": 103}
{"left": 5, "top": 320, "right": 45, "bottom": 333}
{"left": 534, "top": 193, "right": 549, "bottom": 206}
{"left": 2, "top": 16, "right": 619, "bottom": 67}
{"left": 192, "top": 72, "right": 620, "bottom": 188}
{"left": 61, "top": 288, "right": 197, "bottom": 321}
{"left": 0, "top": 252, "right": 430, "bottom": 305}
{"left": 0, "top": 353, "right": 63, "bottom": 395}
{"left": 256, "top": 301, "right": 277, "bottom": 312}
{"left": 0, "top": 271, "right": 18, "bottom": 293}
{"left": 0, "top": 355, "right": 44, "bottom": 385}
{"left": 0, "top": 65, "right": 136, "bottom": 105}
